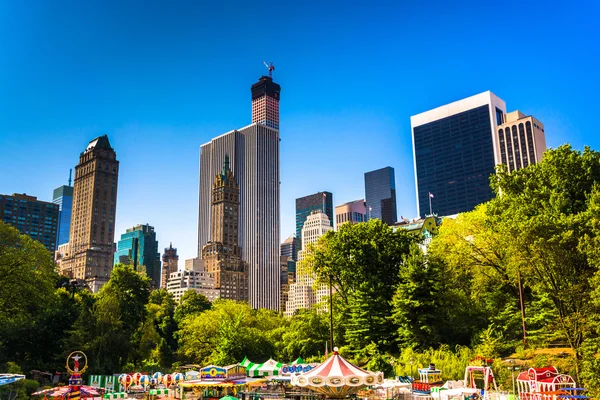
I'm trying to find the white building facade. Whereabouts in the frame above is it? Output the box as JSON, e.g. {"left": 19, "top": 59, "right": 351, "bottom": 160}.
{"left": 166, "top": 258, "right": 220, "bottom": 303}
{"left": 284, "top": 211, "right": 333, "bottom": 316}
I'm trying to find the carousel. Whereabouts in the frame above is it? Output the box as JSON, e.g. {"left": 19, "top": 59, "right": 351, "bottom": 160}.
{"left": 291, "top": 347, "right": 383, "bottom": 398}
{"left": 32, "top": 351, "right": 101, "bottom": 400}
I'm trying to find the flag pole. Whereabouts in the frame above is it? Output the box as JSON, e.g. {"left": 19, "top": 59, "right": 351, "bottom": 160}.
{"left": 429, "top": 193, "right": 433, "bottom": 216}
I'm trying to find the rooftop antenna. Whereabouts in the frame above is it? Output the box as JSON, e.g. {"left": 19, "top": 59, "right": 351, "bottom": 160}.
{"left": 262, "top": 61, "right": 275, "bottom": 78}
{"left": 68, "top": 169, "right": 72, "bottom": 186}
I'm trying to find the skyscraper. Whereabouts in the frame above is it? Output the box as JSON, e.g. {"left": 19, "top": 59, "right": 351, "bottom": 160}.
{"left": 411, "top": 91, "right": 506, "bottom": 217}
{"left": 161, "top": 243, "right": 179, "bottom": 289}
{"left": 0, "top": 193, "right": 59, "bottom": 252}
{"left": 295, "top": 192, "right": 333, "bottom": 249}
{"left": 201, "top": 156, "right": 248, "bottom": 302}
{"left": 335, "top": 199, "right": 366, "bottom": 228}
{"left": 365, "top": 167, "right": 397, "bottom": 225}
{"left": 53, "top": 173, "right": 74, "bottom": 247}
{"left": 284, "top": 210, "right": 333, "bottom": 316}
{"left": 198, "top": 72, "right": 280, "bottom": 310}
{"left": 280, "top": 234, "right": 298, "bottom": 262}
{"left": 497, "top": 110, "right": 547, "bottom": 171}
{"left": 114, "top": 224, "right": 161, "bottom": 288}
{"left": 59, "top": 135, "right": 119, "bottom": 292}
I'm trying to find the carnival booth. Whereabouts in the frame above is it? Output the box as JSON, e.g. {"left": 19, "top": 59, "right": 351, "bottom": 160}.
{"left": 463, "top": 365, "right": 499, "bottom": 400}
{"left": 516, "top": 367, "right": 576, "bottom": 400}
{"left": 31, "top": 351, "right": 101, "bottom": 400}
{"left": 412, "top": 364, "right": 443, "bottom": 396}
{"left": 291, "top": 347, "right": 384, "bottom": 398}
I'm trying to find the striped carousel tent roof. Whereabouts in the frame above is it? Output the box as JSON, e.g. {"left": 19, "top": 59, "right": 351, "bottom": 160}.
{"left": 247, "top": 359, "right": 283, "bottom": 377}
{"left": 291, "top": 349, "right": 383, "bottom": 398}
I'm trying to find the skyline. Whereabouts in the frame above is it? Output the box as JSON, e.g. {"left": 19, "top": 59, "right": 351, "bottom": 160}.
{"left": 1, "top": 1, "right": 599, "bottom": 266}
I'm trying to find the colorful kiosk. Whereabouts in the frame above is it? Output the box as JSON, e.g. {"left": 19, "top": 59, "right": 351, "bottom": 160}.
{"left": 516, "top": 367, "right": 576, "bottom": 400}
{"left": 412, "top": 364, "right": 443, "bottom": 396}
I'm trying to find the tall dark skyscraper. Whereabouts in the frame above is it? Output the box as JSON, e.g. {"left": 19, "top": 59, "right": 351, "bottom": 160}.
{"left": 0, "top": 193, "right": 59, "bottom": 252}
{"left": 201, "top": 156, "right": 248, "bottom": 302}
{"left": 365, "top": 167, "right": 397, "bottom": 225}
{"left": 53, "top": 174, "right": 73, "bottom": 247}
{"left": 411, "top": 91, "right": 506, "bottom": 217}
{"left": 161, "top": 243, "right": 179, "bottom": 290}
{"left": 59, "top": 135, "right": 119, "bottom": 293}
{"left": 198, "top": 71, "right": 280, "bottom": 310}
{"left": 114, "top": 224, "right": 161, "bottom": 288}
{"left": 295, "top": 191, "right": 333, "bottom": 249}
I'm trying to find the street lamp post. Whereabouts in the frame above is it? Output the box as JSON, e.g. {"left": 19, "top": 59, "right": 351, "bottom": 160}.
{"left": 409, "top": 357, "right": 414, "bottom": 395}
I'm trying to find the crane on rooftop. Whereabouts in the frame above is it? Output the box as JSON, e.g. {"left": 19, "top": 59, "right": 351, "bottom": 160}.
{"left": 262, "top": 61, "right": 275, "bottom": 78}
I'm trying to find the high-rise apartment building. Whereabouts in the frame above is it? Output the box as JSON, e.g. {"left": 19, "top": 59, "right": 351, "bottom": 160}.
{"left": 365, "top": 167, "right": 397, "bottom": 225}
{"left": 59, "top": 135, "right": 119, "bottom": 292}
{"left": 201, "top": 156, "right": 249, "bottom": 302}
{"left": 166, "top": 258, "right": 219, "bottom": 303}
{"left": 284, "top": 211, "right": 333, "bottom": 316}
{"left": 497, "top": 110, "right": 547, "bottom": 172}
{"left": 198, "top": 73, "right": 280, "bottom": 310}
{"left": 335, "top": 199, "right": 366, "bottom": 228}
{"left": 0, "top": 193, "right": 59, "bottom": 252}
{"left": 53, "top": 174, "right": 73, "bottom": 247}
{"left": 295, "top": 192, "right": 333, "bottom": 249}
{"left": 161, "top": 243, "right": 179, "bottom": 290}
{"left": 114, "top": 224, "right": 161, "bottom": 288}
{"left": 411, "top": 91, "right": 506, "bottom": 217}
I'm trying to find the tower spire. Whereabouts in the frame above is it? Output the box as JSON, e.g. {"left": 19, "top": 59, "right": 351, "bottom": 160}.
{"left": 68, "top": 169, "right": 72, "bottom": 186}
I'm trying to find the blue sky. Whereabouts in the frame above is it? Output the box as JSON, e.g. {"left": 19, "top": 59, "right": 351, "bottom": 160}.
{"left": 0, "top": 0, "right": 598, "bottom": 266}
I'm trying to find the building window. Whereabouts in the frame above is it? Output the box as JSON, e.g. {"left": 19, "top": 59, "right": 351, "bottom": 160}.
{"left": 495, "top": 107, "right": 504, "bottom": 125}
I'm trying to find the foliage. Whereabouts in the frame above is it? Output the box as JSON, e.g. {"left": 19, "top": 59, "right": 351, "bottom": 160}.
{"left": 178, "top": 300, "right": 284, "bottom": 365}
{"left": 0, "top": 222, "right": 65, "bottom": 371}
{"left": 487, "top": 146, "right": 600, "bottom": 378}
{"left": 277, "top": 308, "right": 329, "bottom": 361}
{"left": 392, "top": 245, "right": 480, "bottom": 350}
{"left": 87, "top": 264, "right": 150, "bottom": 373}
{"left": 306, "top": 219, "right": 416, "bottom": 354}
{"left": 173, "top": 290, "right": 211, "bottom": 326}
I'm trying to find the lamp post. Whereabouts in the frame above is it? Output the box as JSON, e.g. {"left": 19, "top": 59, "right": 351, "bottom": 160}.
{"left": 410, "top": 357, "right": 414, "bottom": 395}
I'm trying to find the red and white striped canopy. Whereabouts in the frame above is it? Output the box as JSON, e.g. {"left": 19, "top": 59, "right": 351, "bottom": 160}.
{"left": 291, "top": 349, "right": 383, "bottom": 398}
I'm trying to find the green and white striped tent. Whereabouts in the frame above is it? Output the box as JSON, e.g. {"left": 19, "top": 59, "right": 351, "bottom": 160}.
{"left": 246, "top": 358, "right": 283, "bottom": 377}
{"left": 103, "top": 392, "right": 127, "bottom": 399}
{"left": 149, "top": 388, "right": 170, "bottom": 396}
{"left": 89, "top": 375, "right": 117, "bottom": 391}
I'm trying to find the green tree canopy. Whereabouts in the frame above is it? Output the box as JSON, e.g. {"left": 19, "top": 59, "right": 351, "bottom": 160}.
{"left": 173, "top": 290, "right": 211, "bottom": 326}
{"left": 305, "top": 219, "right": 417, "bottom": 354}
{"left": 0, "top": 222, "right": 59, "bottom": 370}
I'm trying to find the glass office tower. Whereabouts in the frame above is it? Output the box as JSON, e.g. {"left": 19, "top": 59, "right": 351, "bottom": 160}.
{"left": 411, "top": 91, "right": 506, "bottom": 217}
{"left": 365, "top": 167, "right": 397, "bottom": 225}
{"left": 53, "top": 185, "right": 73, "bottom": 247}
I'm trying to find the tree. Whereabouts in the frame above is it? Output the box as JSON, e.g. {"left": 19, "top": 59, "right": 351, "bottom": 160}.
{"left": 173, "top": 290, "right": 211, "bottom": 326}
{"left": 177, "top": 300, "right": 281, "bottom": 365}
{"left": 0, "top": 222, "right": 59, "bottom": 370}
{"left": 487, "top": 145, "right": 600, "bottom": 376}
{"left": 136, "top": 289, "right": 178, "bottom": 368}
{"left": 277, "top": 309, "right": 329, "bottom": 361}
{"left": 391, "top": 245, "right": 479, "bottom": 349}
{"left": 305, "top": 219, "right": 417, "bottom": 354}
{"left": 87, "top": 264, "right": 150, "bottom": 373}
